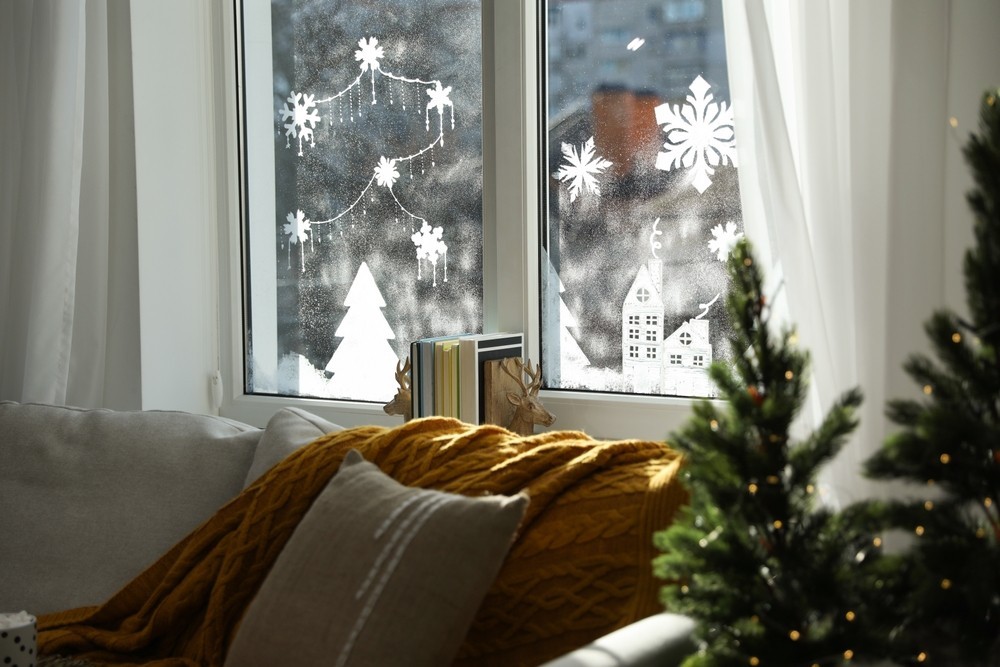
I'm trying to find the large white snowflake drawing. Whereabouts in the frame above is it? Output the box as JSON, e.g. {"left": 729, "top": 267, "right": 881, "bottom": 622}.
{"left": 411, "top": 221, "right": 448, "bottom": 286}
{"left": 374, "top": 157, "right": 400, "bottom": 189}
{"left": 354, "top": 37, "right": 384, "bottom": 72}
{"left": 708, "top": 221, "right": 743, "bottom": 261}
{"left": 654, "top": 75, "right": 737, "bottom": 194}
{"left": 554, "top": 136, "right": 613, "bottom": 203}
{"left": 280, "top": 91, "right": 321, "bottom": 156}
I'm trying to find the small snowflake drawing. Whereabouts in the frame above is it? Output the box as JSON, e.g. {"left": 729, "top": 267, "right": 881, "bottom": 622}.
{"left": 283, "top": 210, "right": 312, "bottom": 245}
{"left": 654, "top": 75, "right": 737, "bottom": 194}
{"left": 425, "top": 81, "right": 454, "bottom": 136}
{"left": 708, "top": 221, "right": 743, "bottom": 261}
{"left": 554, "top": 136, "right": 613, "bottom": 203}
{"left": 411, "top": 221, "right": 448, "bottom": 285}
{"left": 280, "top": 91, "right": 321, "bottom": 156}
{"left": 354, "top": 37, "right": 384, "bottom": 72}
{"left": 374, "top": 157, "right": 400, "bottom": 189}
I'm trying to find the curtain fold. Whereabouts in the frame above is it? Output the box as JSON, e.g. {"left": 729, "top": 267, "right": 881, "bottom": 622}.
{"left": 0, "top": 0, "right": 139, "bottom": 409}
{"left": 722, "top": 0, "right": 941, "bottom": 504}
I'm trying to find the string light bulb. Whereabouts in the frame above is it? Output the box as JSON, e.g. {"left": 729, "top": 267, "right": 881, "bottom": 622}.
{"left": 952, "top": 332, "right": 962, "bottom": 343}
{"left": 784, "top": 370, "right": 794, "bottom": 380}
{"left": 940, "top": 453, "right": 951, "bottom": 464}
{"left": 924, "top": 500, "right": 934, "bottom": 511}
{"left": 749, "top": 658, "right": 760, "bottom": 666}
{"left": 748, "top": 483, "right": 759, "bottom": 495}
{"left": 915, "top": 525, "right": 926, "bottom": 536}
{"left": 873, "top": 536, "right": 883, "bottom": 548}
{"left": 843, "top": 649, "right": 854, "bottom": 660}
{"left": 923, "top": 384, "right": 934, "bottom": 395}
{"left": 789, "top": 630, "right": 801, "bottom": 641}
{"left": 917, "top": 652, "right": 928, "bottom": 663}
{"left": 941, "top": 578, "right": 952, "bottom": 590}
{"left": 845, "top": 610, "right": 856, "bottom": 622}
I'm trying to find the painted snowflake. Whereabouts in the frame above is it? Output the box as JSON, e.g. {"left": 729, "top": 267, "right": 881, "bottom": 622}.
{"left": 654, "top": 75, "right": 737, "bottom": 194}
{"left": 554, "top": 136, "right": 613, "bottom": 203}
{"left": 374, "top": 157, "right": 400, "bottom": 189}
{"left": 411, "top": 221, "right": 448, "bottom": 285}
{"left": 283, "top": 210, "right": 312, "bottom": 245}
{"left": 354, "top": 37, "right": 384, "bottom": 72}
{"left": 280, "top": 91, "right": 321, "bottom": 156}
{"left": 708, "top": 221, "right": 743, "bottom": 261}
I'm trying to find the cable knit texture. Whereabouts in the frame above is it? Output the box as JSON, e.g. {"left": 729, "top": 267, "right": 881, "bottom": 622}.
{"left": 38, "top": 417, "right": 686, "bottom": 667}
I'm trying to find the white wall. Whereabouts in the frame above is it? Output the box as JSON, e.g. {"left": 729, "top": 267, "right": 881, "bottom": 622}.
{"left": 130, "top": 0, "right": 224, "bottom": 414}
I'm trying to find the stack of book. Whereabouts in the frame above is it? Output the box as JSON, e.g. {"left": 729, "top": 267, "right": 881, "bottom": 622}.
{"left": 409, "top": 332, "right": 524, "bottom": 424}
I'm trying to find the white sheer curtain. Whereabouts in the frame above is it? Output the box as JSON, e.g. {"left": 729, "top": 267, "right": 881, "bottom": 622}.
{"left": 0, "top": 0, "right": 140, "bottom": 409}
{"left": 722, "top": 0, "right": 951, "bottom": 504}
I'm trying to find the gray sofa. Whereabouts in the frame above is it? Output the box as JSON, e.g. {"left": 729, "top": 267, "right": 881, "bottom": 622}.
{"left": 0, "top": 401, "right": 694, "bottom": 666}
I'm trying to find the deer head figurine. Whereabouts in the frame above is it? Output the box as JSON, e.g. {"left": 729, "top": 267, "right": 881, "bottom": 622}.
{"left": 499, "top": 357, "right": 555, "bottom": 435}
{"left": 382, "top": 357, "right": 412, "bottom": 422}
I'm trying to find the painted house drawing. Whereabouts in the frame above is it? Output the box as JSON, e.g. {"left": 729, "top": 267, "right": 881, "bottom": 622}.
{"left": 622, "top": 255, "right": 718, "bottom": 398}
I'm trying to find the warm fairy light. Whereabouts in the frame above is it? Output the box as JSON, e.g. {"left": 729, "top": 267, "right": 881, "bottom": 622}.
{"left": 915, "top": 525, "right": 925, "bottom": 536}
{"left": 789, "top": 630, "right": 801, "bottom": 641}
{"left": 750, "top": 615, "right": 760, "bottom": 624}
{"left": 845, "top": 610, "right": 856, "bottom": 622}
{"left": 941, "top": 579, "right": 952, "bottom": 590}
{"left": 923, "top": 384, "right": 933, "bottom": 395}
{"left": 873, "top": 536, "right": 883, "bottom": 548}
{"left": 985, "top": 498, "right": 994, "bottom": 508}
{"left": 940, "top": 453, "right": 951, "bottom": 464}
{"left": 977, "top": 527, "right": 987, "bottom": 538}
{"left": 749, "top": 658, "right": 760, "bottom": 666}
{"left": 744, "top": 258, "right": 753, "bottom": 266}
{"left": 773, "top": 520, "right": 784, "bottom": 529}
{"left": 767, "top": 475, "right": 780, "bottom": 485}
{"left": 681, "top": 585, "right": 690, "bottom": 594}
{"left": 844, "top": 649, "right": 854, "bottom": 660}
{"left": 748, "top": 483, "right": 759, "bottom": 495}
{"left": 806, "top": 484, "right": 815, "bottom": 494}
{"left": 789, "top": 333, "right": 799, "bottom": 345}
{"left": 917, "top": 652, "right": 928, "bottom": 662}
{"left": 710, "top": 419, "right": 719, "bottom": 431}
{"left": 949, "top": 116, "right": 959, "bottom": 128}
{"left": 784, "top": 370, "right": 794, "bottom": 380}
{"left": 924, "top": 500, "right": 934, "bottom": 511}
{"left": 952, "top": 332, "right": 962, "bottom": 343}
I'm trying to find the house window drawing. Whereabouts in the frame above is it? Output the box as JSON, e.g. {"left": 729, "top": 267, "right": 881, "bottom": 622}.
{"left": 670, "top": 354, "right": 682, "bottom": 365}
{"left": 629, "top": 328, "right": 641, "bottom": 340}
{"left": 628, "top": 345, "right": 640, "bottom": 359}
{"left": 679, "top": 331, "right": 692, "bottom": 346}
{"left": 692, "top": 354, "right": 705, "bottom": 367}
{"left": 645, "top": 330, "right": 658, "bottom": 342}
{"left": 646, "top": 347, "right": 658, "bottom": 359}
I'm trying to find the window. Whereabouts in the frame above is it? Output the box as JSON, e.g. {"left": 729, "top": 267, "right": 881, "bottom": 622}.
{"left": 540, "top": 0, "right": 742, "bottom": 401}
{"left": 628, "top": 328, "right": 640, "bottom": 340}
{"left": 227, "top": 0, "right": 740, "bottom": 438}
{"left": 239, "top": 0, "right": 483, "bottom": 403}
{"left": 670, "top": 354, "right": 682, "bottom": 365}
{"left": 692, "top": 354, "right": 705, "bottom": 367}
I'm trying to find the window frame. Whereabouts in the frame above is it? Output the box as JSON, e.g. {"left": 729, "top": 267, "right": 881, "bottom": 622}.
{"left": 217, "top": 0, "right": 704, "bottom": 439}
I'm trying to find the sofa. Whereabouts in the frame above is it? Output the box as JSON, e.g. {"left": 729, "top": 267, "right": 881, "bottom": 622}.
{"left": 0, "top": 401, "right": 695, "bottom": 666}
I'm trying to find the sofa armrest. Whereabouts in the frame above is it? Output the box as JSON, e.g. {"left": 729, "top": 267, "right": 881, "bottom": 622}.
{"left": 538, "top": 613, "right": 696, "bottom": 667}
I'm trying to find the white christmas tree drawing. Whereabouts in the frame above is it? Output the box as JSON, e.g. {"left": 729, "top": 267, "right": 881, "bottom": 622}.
{"left": 278, "top": 36, "right": 460, "bottom": 286}
{"left": 324, "top": 262, "right": 400, "bottom": 401}
{"left": 654, "top": 75, "right": 737, "bottom": 194}
{"left": 542, "top": 255, "right": 590, "bottom": 387}
{"left": 554, "top": 136, "right": 613, "bottom": 202}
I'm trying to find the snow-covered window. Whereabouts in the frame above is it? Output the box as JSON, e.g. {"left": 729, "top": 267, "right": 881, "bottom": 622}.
{"left": 692, "top": 354, "right": 705, "bottom": 366}
{"left": 646, "top": 347, "right": 658, "bottom": 360}
{"left": 238, "top": 0, "right": 482, "bottom": 402}
{"left": 628, "top": 315, "right": 641, "bottom": 325}
{"left": 628, "top": 345, "right": 640, "bottom": 359}
{"left": 629, "top": 328, "right": 641, "bottom": 340}
{"left": 645, "top": 330, "right": 658, "bottom": 342}
{"left": 670, "top": 354, "right": 682, "bottom": 365}
{"left": 540, "top": 0, "right": 742, "bottom": 399}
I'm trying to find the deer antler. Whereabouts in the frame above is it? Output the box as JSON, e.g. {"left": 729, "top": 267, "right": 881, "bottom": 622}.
{"left": 500, "top": 357, "right": 542, "bottom": 395}
{"left": 395, "top": 357, "right": 411, "bottom": 390}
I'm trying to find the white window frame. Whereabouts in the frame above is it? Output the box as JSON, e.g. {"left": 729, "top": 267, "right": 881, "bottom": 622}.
{"left": 214, "top": 0, "right": 702, "bottom": 439}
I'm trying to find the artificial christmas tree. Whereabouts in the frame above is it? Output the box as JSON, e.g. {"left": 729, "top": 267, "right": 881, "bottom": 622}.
{"left": 862, "top": 89, "right": 1000, "bottom": 666}
{"left": 653, "top": 238, "right": 901, "bottom": 667}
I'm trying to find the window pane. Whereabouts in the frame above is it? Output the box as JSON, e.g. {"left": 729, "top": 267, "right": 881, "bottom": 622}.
{"left": 541, "top": 0, "right": 742, "bottom": 399}
{"left": 241, "top": 0, "right": 483, "bottom": 402}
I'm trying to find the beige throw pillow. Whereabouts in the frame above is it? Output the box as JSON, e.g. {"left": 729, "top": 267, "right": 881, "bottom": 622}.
{"left": 224, "top": 449, "right": 528, "bottom": 667}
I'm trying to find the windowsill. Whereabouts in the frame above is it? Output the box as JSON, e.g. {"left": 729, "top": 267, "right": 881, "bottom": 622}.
{"left": 222, "top": 389, "right": 705, "bottom": 442}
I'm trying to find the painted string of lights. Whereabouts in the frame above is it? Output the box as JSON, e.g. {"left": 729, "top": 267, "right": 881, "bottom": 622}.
{"left": 278, "top": 37, "right": 454, "bottom": 285}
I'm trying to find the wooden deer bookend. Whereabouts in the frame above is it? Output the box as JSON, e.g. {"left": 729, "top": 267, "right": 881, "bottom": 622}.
{"left": 382, "top": 357, "right": 412, "bottom": 422}
{"left": 497, "top": 357, "right": 555, "bottom": 436}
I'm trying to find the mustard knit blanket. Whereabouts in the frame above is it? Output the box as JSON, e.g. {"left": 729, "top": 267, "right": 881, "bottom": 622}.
{"left": 38, "top": 417, "right": 686, "bottom": 667}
